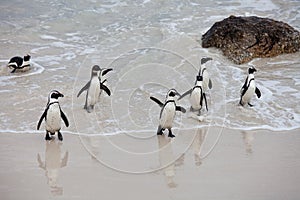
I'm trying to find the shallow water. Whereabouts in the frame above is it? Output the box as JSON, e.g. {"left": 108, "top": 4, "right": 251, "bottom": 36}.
{"left": 0, "top": 0, "right": 300, "bottom": 136}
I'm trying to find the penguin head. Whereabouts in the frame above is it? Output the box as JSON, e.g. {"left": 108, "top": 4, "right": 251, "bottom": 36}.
{"left": 201, "top": 57, "right": 213, "bottom": 65}
{"left": 248, "top": 66, "right": 257, "bottom": 74}
{"left": 166, "top": 89, "right": 180, "bottom": 100}
{"left": 23, "top": 54, "right": 31, "bottom": 61}
{"left": 91, "top": 65, "right": 101, "bottom": 76}
{"left": 49, "top": 90, "right": 64, "bottom": 100}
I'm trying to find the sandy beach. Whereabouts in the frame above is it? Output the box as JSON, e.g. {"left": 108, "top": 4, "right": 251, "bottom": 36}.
{"left": 1, "top": 127, "right": 299, "bottom": 200}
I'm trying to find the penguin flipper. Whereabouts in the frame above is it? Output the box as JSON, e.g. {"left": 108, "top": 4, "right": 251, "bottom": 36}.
{"left": 255, "top": 87, "right": 261, "bottom": 98}
{"left": 203, "top": 93, "right": 208, "bottom": 111}
{"left": 60, "top": 108, "right": 69, "bottom": 127}
{"left": 102, "top": 68, "right": 113, "bottom": 76}
{"left": 77, "top": 82, "right": 90, "bottom": 97}
{"left": 100, "top": 83, "right": 111, "bottom": 96}
{"left": 150, "top": 96, "right": 164, "bottom": 107}
{"left": 37, "top": 108, "right": 47, "bottom": 130}
{"left": 240, "top": 77, "right": 248, "bottom": 96}
{"left": 178, "top": 89, "right": 193, "bottom": 100}
{"left": 176, "top": 106, "right": 186, "bottom": 113}
{"left": 208, "top": 79, "right": 212, "bottom": 89}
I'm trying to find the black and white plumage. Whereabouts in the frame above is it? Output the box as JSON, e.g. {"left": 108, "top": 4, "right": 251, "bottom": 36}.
{"left": 178, "top": 75, "right": 208, "bottom": 116}
{"left": 37, "top": 90, "right": 69, "bottom": 141}
{"left": 7, "top": 54, "right": 31, "bottom": 73}
{"left": 239, "top": 66, "right": 261, "bottom": 107}
{"left": 150, "top": 89, "right": 186, "bottom": 138}
{"left": 98, "top": 67, "right": 113, "bottom": 97}
{"left": 200, "top": 57, "right": 213, "bottom": 91}
{"left": 77, "top": 65, "right": 112, "bottom": 113}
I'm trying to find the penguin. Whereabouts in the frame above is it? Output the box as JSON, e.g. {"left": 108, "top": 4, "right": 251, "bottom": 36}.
{"left": 7, "top": 54, "right": 31, "bottom": 73}
{"left": 178, "top": 75, "right": 208, "bottom": 116}
{"left": 150, "top": 89, "right": 186, "bottom": 138}
{"left": 239, "top": 66, "right": 261, "bottom": 107}
{"left": 98, "top": 67, "right": 113, "bottom": 97}
{"left": 200, "top": 57, "right": 213, "bottom": 91}
{"left": 77, "top": 65, "right": 111, "bottom": 113}
{"left": 37, "top": 90, "right": 69, "bottom": 141}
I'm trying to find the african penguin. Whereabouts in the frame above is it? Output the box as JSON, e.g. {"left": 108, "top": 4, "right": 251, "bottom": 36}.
{"left": 77, "top": 65, "right": 111, "bottom": 113}
{"left": 178, "top": 75, "right": 208, "bottom": 116}
{"left": 7, "top": 54, "right": 31, "bottom": 73}
{"left": 200, "top": 57, "right": 213, "bottom": 91}
{"left": 37, "top": 90, "right": 69, "bottom": 141}
{"left": 150, "top": 89, "right": 186, "bottom": 138}
{"left": 239, "top": 66, "right": 261, "bottom": 107}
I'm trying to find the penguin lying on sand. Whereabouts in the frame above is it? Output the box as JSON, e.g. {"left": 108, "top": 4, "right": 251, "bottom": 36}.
{"left": 77, "top": 65, "right": 112, "bottom": 113}
{"left": 178, "top": 75, "right": 208, "bottom": 116}
{"left": 240, "top": 66, "right": 261, "bottom": 107}
{"left": 37, "top": 90, "right": 69, "bottom": 141}
{"left": 7, "top": 54, "right": 31, "bottom": 73}
{"left": 150, "top": 89, "right": 186, "bottom": 138}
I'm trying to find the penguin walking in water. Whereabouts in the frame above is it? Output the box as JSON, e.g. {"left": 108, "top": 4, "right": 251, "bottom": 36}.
{"left": 150, "top": 89, "right": 186, "bottom": 138}
{"left": 178, "top": 75, "right": 208, "bottom": 116}
{"left": 239, "top": 66, "right": 261, "bottom": 107}
{"left": 77, "top": 65, "right": 112, "bottom": 113}
{"left": 200, "top": 57, "right": 213, "bottom": 92}
{"left": 37, "top": 90, "right": 69, "bottom": 141}
{"left": 7, "top": 54, "right": 31, "bottom": 73}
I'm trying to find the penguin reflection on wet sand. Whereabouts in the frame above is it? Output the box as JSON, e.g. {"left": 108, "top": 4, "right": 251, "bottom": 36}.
{"left": 150, "top": 89, "right": 186, "bottom": 138}
{"left": 239, "top": 66, "right": 261, "bottom": 107}
{"left": 7, "top": 54, "right": 31, "bottom": 73}
{"left": 37, "top": 90, "right": 69, "bottom": 141}
{"left": 77, "top": 65, "right": 112, "bottom": 113}
{"left": 37, "top": 140, "right": 68, "bottom": 196}
{"left": 178, "top": 75, "right": 208, "bottom": 116}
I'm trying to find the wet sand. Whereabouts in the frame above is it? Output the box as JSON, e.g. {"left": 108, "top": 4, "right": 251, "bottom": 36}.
{"left": 1, "top": 127, "right": 299, "bottom": 200}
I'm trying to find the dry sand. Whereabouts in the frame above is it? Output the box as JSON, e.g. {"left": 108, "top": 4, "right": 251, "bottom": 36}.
{"left": 1, "top": 127, "right": 299, "bottom": 200}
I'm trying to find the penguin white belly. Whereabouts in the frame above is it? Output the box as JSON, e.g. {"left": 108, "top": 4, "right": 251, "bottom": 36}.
{"left": 87, "top": 78, "right": 100, "bottom": 106}
{"left": 46, "top": 104, "right": 61, "bottom": 133}
{"left": 160, "top": 103, "right": 176, "bottom": 129}
{"left": 190, "top": 88, "right": 202, "bottom": 110}
{"left": 242, "top": 81, "right": 255, "bottom": 104}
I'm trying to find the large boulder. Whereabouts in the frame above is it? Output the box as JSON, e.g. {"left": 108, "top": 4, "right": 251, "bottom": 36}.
{"left": 201, "top": 15, "right": 300, "bottom": 64}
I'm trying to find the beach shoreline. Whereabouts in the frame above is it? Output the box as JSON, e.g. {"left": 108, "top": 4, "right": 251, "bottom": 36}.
{"left": 1, "top": 127, "right": 299, "bottom": 200}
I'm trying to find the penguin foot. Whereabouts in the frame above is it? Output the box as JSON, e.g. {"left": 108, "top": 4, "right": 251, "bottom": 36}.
{"left": 58, "top": 132, "right": 63, "bottom": 141}
{"left": 248, "top": 103, "right": 254, "bottom": 107}
{"left": 157, "top": 131, "right": 163, "bottom": 135}
{"left": 168, "top": 129, "right": 175, "bottom": 138}
{"left": 45, "top": 133, "right": 51, "bottom": 140}
{"left": 168, "top": 133, "right": 175, "bottom": 138}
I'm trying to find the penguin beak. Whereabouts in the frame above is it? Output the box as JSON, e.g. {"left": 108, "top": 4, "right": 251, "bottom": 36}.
{"left": 102, "top": 68, "right": 113, "bottom": 76}
{"left": 58, "top": 92, "right": 64, "bottom": 98}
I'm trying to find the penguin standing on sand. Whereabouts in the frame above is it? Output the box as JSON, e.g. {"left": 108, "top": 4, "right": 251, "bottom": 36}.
{"left": 178, "top": 75, "right": 208, "bottom": 116}
{"left": 37, "top": 90, "right": 69, "bottom": 141}
{"left": 7, "top": 54, "right": 31, "bottom": 73}
{"left": 77, "top": 65, "right": 111, "bottom": 113}
{"left": 150, "top": 89, "right": 186, "bottom": 138}
{"left": 200, "top": 57, "right": 213, "bottom": 91}
{"left": 240, "top": 66, "right": 261, "bottom": 107}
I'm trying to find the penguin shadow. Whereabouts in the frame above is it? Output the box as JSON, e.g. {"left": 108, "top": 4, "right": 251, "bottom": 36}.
{"left": 191, "top": 128, "right": 207, "bottom": 166}
{"left": 242, "top": 131, "right": 254, "bottom": 154}
{"left": 37, "top": 140, "right": 69, "bottom": 196}
{"left": 157, "top": 135, "right": 178, "bottom": 188}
